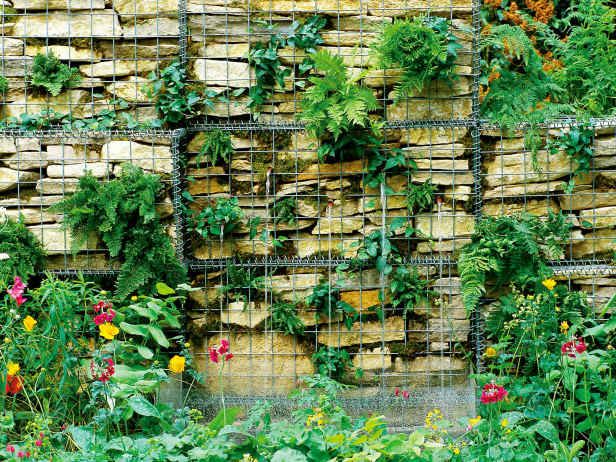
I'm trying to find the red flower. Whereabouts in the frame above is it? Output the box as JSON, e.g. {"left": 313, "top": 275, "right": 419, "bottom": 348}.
{"left": 208, "top": 339, "right": 233, "bottom": 364}
{"left": 92, "top": 302, "right": 115, "bottom": 326}
{"left": 7, "top": 276, "right": 27, "bottom": 307}
{"left": 561, "top": 338, "right": 587, "bottom": 358}
{"left": 394, "top": 387, "right": 400, "bottom": 397}
{"left": 93, "top": 301, "right": 112, "bottom": 313}
{"left": 90, "top": 357, "right": 115, "bottom": 383}
{"left": 5, "top": 374, "right": 23, "bottom": 396}
{"left": 480, "top": 383, "right": 508, "bottom": 404}
{"left": 402, "top": 390, "right": 410, "bottom": 399}
{"left": 6, "top": 445, "right": 15, "bottom": 453}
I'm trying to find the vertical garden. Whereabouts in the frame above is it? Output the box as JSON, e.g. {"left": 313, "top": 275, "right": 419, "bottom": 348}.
{"left": 0, "top": 0, "right": 615, "bottom": 460}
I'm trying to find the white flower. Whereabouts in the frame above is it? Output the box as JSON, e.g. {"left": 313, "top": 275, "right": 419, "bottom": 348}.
{"left": 0, "top": 253, "right": 10, "bottom": 261}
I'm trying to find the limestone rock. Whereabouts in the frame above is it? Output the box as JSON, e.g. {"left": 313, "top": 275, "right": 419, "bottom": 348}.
{"left": 312, "top": 216, "right": 364, "bottom": 234}
{"left": 482, "top": 199, "right": 560, "bottom": 217}
{"left": 317, "top": 317, "right": 406, "bottom": 347}
{"left": 187, "top": 178, "right": 229, "bottom": 195}
{"left": 298, "top": 160, "right": 364, "bottom": 181}
{"left": 205, "top": 96, "right": 251, "bottom": 117}
{"left": 295, "top": 232, "right": 360, "bottom": 258}
{"left": 2, "top": 91, "right": 91, "bottom": 119}
{"left": 403, "top": 143, "right": 467, "bottom": 159}
{"left": 79, "top": 60, "right": 158, "bottom": 78}
{"left": 101, "top": 141, "right": 172, "bottom": 173}
{"left": 113, "top": 0, "right": 177, "bottom": 17}
{"left": 12, "top": 11, "right": 122, "bottom": 38}
{"left": 193, "top": 240, "right": 234, "bottom": 259}
{"left": 340, "top": 289, "right": 384, "bottom": 311}
{"left": 0, "top": 138, "right": 40, "bottom": 154}
{"left": 123, "top": 18, "right": 179, "bottom": 37}
{"left": 572, "top": 229, "right": 616, "bottom": 258}
{"left": 577, "top": 206, "right": 616, "bottom": 229}
{"left": 251, "top": 0, "right": 365, "bottom": 15}
{"left": 105, "top": 77, "right": 150, "bottom": 102}
{"left": 3, "top": 208, "right": 59, "bottom": 225}
{"left": 483, "top": 151, "right": 571, "bottom": 187}
{"left": 0, "top": 38, "right": 23, "bottom": 56}
{"left": 394, "top": 356, "right": 467, "bottom": 374}
{"left": 224, "top": 301, "right": 270, "bottom": 328}
{"left": 0, "top": 168, "right": 39, "bottom": 192}
{"left": 594, "top": 136, "right": 616, "bottom": 156}
{"left": 367, "top": 0, "right": 472, "bottom": 16}
{"left": 0, "top": 57, "right": 33, "bottom": 77}
{"left": 26, "top": 224, "right": 96, "bottom": 255}
{"left": 388, "top": 97, "right": 472, "bottom": 120}
{"left": 559, "top": 189, "right": 616, "bottom": 211}
{"left": 25, "top": 45, "right": 102, "bottom": 61}
{"left": 400, "top": 127, "right": 468, "bottom": 145}
{"left": 47, "top": 162, "right": 109, "bottom": 178}
{"left": 416, "top": 238, "right": 471, "bottom": 254}
{"left": 192, "top": 59, "right": 252, "bottom": 88}
{"left": 484, "top": 181, "right": 564, "bottom": 200}
{"left": 415, "top": 213, "right": 474, "bottom": 239}
{"left": 12, "top": 0, "right": 105, "bottom": 8}
{"left": 353, "top": 347, "right": 392, "bottom": 371}
{"left": 195, "top": 332, "right": 314, "bottom": 395}
{"left": 36, "top": 178, "right": 80, "bottom": 194}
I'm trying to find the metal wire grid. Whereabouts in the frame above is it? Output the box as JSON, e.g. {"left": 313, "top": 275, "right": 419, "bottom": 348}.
{"left": 184, "top": 0, "right": 476, "bottom": 124}
{"left": 0, "top": 0, "right": 179, "bottom": 124}
{"left": 480, "top": 122, "right": 616, "bottom": 262}
{"left": 0, "top": 129, "right": 183, "bottom": 274}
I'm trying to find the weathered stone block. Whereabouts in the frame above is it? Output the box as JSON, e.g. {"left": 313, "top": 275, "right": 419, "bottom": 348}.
{"left": 415, "top": 213, "right": 474, "bottom": 239}
{"left": 12, "top": 11, "right": 122, "bottom": 38}
{"left": 79, "top": 60, "right": 158, "bottom": 78}
{"left": 192, "top": 59, "right": 252, "bottom": 87}
{"left": 0, "top": 168, "right": 39, "bottom": 192}
{"left": 317, "top": 317, "right": 406, "bottom": 347}
{"left": 46, "top": 162, "right": 109, "bottom": 178}
{"left": 101, "top": 141, "right": 172, "bottom": 174}
{"left": 12, "top": 0, "right": 105, "bottom": 9}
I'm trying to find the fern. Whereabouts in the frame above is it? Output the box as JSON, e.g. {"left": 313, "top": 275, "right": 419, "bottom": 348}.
{"left": 458, "top": 213, "right": 572, "bottom": 314}
{"left": 372, "top": 16, "right": 461, "bottom": 99}
{"left": 30, "top": 52, "right": 81, "bottom": 96}
{"left": 52, "top": 164, "right": 186, "bottom": 298}
{"left": 196, "top": 129, "right": 234, "bottom": 167}
{"left": 0, "top": 217, "right": 46, "bottom": 285}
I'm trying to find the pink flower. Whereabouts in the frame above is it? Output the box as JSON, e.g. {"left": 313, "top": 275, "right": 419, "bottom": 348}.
{"left": 6, "top": 445, "right": 15, "bottom": 453}
{"left": 480, "top": 383, "right": 508, "bottom": 404}
{"left": 561, "top": 338, "right": 587, "bottom": 357}
{"left": 7, "top": 276, "right": 27, "bottom": 306}
{"left": 90, "top": 357, "right": 115, "bottom": 383}
{"left": 394, "top": 387, "right": 400, "bottom": 397}
{"left": 402, "top": 390, "right": 410, "bottom": 399}
{"left": 17, "top": 451, "right": 24, "bottom": 458}
{"left": 208, "top": 339, "right": 233, "bottom": 364}
{"left": 92, "top": 302, "right": 115, "bottom": 326}
{"left": 34, "top": 440, "right": 42, "bottom": 447}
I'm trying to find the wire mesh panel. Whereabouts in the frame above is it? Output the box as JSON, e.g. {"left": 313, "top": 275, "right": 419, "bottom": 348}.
{"left": 185, "top": 0, "right": 475, "bottom": 123}
{"left": 0, "top": 129, "right": 181, "bottom": 271}
{"left": 480, "top": 122, "right": 616, "bottom": 262}
{"left": 0, "top": 0, "right": 179, "bottom": 124}
{"left": 183, "top": 126, "right": 475, "bottom": 263}
{"left": 186, "top": 260, "right": 475, "bottom": 427}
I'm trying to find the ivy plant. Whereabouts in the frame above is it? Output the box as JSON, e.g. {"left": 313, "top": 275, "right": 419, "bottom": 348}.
{"left": 389, "top": 266, "right": 436, "bottom": 319}
{"left": 312, "top": 346, "right": 351, "bottom": 381}
{"left": 30, "top": 52, "right": 81, "bottom": 96}
{"left": 547, "top": 124, "right": 594, "bottom": 192}
{"left": 307, "top": 280, "right": 358, "bottom": 330}
{"left": 372, "top": 16, "right": 462, "bottom": 99}
{"left": 270, "top": 301, "right": 305, "bottom": 335}
{"left": 52, "top": 164, "right": 186, "bottom": 298}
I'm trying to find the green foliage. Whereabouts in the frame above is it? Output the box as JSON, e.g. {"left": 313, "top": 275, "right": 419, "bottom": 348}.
{"left": 146, "top": 60, "right": 208, "bottom": 126}
{"left": 248, "top": 15, "right": 326, "bottom": 111}
{"left": 30, "top": 52, "right": 81, "bottom": 96}
{"left": 299, "top": 50, "right": 380, "bottom": 162}
{"left": 554, "top": 0, "right": 616, "bottom": 116}
{"left": 458, "top": 212, "right": 572, "bottom": 313}
{"left": 547, "top": 124, "right": 594, "bottom": 191}
{"left": 271, "top": 197, "right": 297, "bottom": 225}
{"left": 52, "top": 164, "right": 186, "bottom": 298}
{"left": 372, "top": 16, "right": 461, "bottom": 99}
{"left": 311, "top": 346, "right": 351, "bottom": 381}
{"left": 389, "top": 266, "right": 436, "bottom": 319}
{"left": 0, "top": 217, "right": 45, "bottom": 285}
{"left": 0, "top": 76, "right": 8, "bottom": 94}
{"left": 306, "top": 280, "right": 358, "bottom": 330}
{"left": 219, "top": 266, "right": 264, "bottom": 304}
{"left": 406, "top": 180, "right": 436, "bottom": 214}
{"left": 189, "top": 197, "right": 244, "bottom": 240}
{"left": 196, "top": 129, "right": 234, "bottom": 166}
{"left": 269, "top": 301, "right": 305, "bottom": 335}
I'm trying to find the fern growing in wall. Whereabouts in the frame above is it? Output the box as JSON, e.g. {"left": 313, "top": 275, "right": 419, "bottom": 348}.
{"left": 52, "top": 164, "right": 186, "bottom": 298}
{"left": 30, "top": 52, "right": 81, "bottom": 97}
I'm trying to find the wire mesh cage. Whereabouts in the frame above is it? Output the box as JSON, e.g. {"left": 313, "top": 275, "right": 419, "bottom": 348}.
{"left": 0, "top": 0, "right": 179, "bottom": 124}
{"left": 0, "top": 129, "right": 183, "bottom": 272}
{"left": 185, "top": 0, "right": 476, "bottom": 124}
{"left": 186, "top": 259, "right": 475, "bottom": 427}
{"left": 183, "top": 125, "right": 476, "bottom": 264}
{"left": 480, "top": 120, "right": 616, "bottom": 262}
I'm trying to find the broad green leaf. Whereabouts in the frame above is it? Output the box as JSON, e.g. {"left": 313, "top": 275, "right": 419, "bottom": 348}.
{"left": 128, "top": 394, "right": 161, "bottom": 418}
{"left": 137, "top": 345, "right": 154, "bottom": 359}
{"left": 120, "top": 322, "right": 149, "bottom": 337}
{"left": 148, "top": 325, "right": 170, "bottom": 348}
{"left": 271, "top": 448, "right": 308, "bottom": 462}
{"left": 156, "top": 282, "right": 176, "bottom": 295}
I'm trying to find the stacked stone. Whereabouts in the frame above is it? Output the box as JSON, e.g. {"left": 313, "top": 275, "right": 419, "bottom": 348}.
{"left": 481, "top": 127, "right": 616, "bottom": 260}
{"left": 0, "top": 0, "right": 179, "bottom": 121}
{"left": 0, "top": 135, "right": 176, "bottom": 268}
{"left": 187, "top": 0, "right": 474, "bottom": 121}
{"left": 187, "top": 127, "right": 475, "bottom": 260}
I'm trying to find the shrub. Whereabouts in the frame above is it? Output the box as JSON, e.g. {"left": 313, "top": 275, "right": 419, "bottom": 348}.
{"left": 312, "top": 347, "right": 351, "bottom": 381}
{"left": 30, "top": 52, "right": 81, "bottom": 96}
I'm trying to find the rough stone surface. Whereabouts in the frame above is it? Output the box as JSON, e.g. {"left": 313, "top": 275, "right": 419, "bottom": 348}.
{"left": 192, "top": 59, "right": 252, "bottom": 88}
{"left": 101, "top": 141, "right": 172, "bottom": 173}
{"left": 317, "top": 317, "right": 406, "bottom": 347}
{"left": 12, "top": 12, "right": 122, "bottom": 38}
{"left": 0, "top": 168, "right": 39, "bottom": 192}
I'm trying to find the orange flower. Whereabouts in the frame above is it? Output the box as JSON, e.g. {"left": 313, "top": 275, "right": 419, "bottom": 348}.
{"left": 5, "top": 375, "right": 23, "bottom": 396}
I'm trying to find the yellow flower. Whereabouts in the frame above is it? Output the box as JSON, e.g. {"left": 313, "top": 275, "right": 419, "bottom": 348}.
{"left": 453, "top": 447, "right": 460, "bottom": 455}
{"left": 484, "top": 347, "right": 497, "bottom": 358}
{"left": 23, "top": 315, "right": 37, "bottom": 332}
{"left": 4, "top": 337, "right": 11, "bottom": 344}
{"left": 500, "top": 418, "right": 509, "bottom": 428}
{"left": 468, "top": 416, "right": 482, "bottom": 428}
{"left": 99, "top": 322, "right": 119, "bottom": 340}
{"left": 306, "top": 409, "right": 325, "bottom": 427}
{"left": 130, "top": 295, "right": 138, "bottom": 302}
{"left": 560, "top": 321, "right": 569, "bottom": 334}
{"left": 7, "top": 361, "right": 20, "bottom": 376}
{"left": 608, "top": 345, "right": 614, "bottom": 350}
{"left": 542, "top": 279, "right": 557, "bottom": 291}
{"left": 184, "top": 342, "right": 191, "bottom": 348}
{"left": 100, "top": 290, "right": 108, "bottom": 295}
{"left": 168, "top": 355, "right": 186, "bottom": 374}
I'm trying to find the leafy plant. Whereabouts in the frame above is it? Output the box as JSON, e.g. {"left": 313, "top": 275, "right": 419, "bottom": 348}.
{"left": 299, "top": 50, "right": 380, "bottom": 162}
{"left": 306, "top": 280, "right": 358, "bottom": 330}
{"left": 146, "top": 60, "right": 209, "bottom": 126}
{"left": 0, "top": 76, "right": 8, "bottom": 94}
{"left": 269, "top": 301, "right": 305, "bottom": 335}
{"left": 311, "top": 347, "right": 351, "bottom": 381}
{"left": 189, "top": 197, "right": 244, "bottom": 240}
{"left": 547, "top": 124, "right": 594, "bottom": 190}
{"left": 52, "top": 164, "right": 186, "bottom": 298}
{"left": 406, "top": 180, "right": 436, "bottom": 214}
{"left": 271, "top": 197, "right": 297, "bottom": 225}
{"left": 0, "top": 217, "right": 45, "bottom": 285}
{"left": 458, "top": 212, "right": 572, "bottom": 314}
{"left": 248, "top": 15, "right": 326, "bottom": 111}
{"left": 219, "top": 266, "right": 264, "bottom": 304}
{"left": 196, "top": 129, "right": 234, "bottom": 167}
{"left": 390, "top": 266, "right": 436, "bottom": 319}
{"left": 372, "top": 16, "right": 462, "bottom": 99}
{"left": 30, "top": 52, "right": 81, "bottom": 96}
